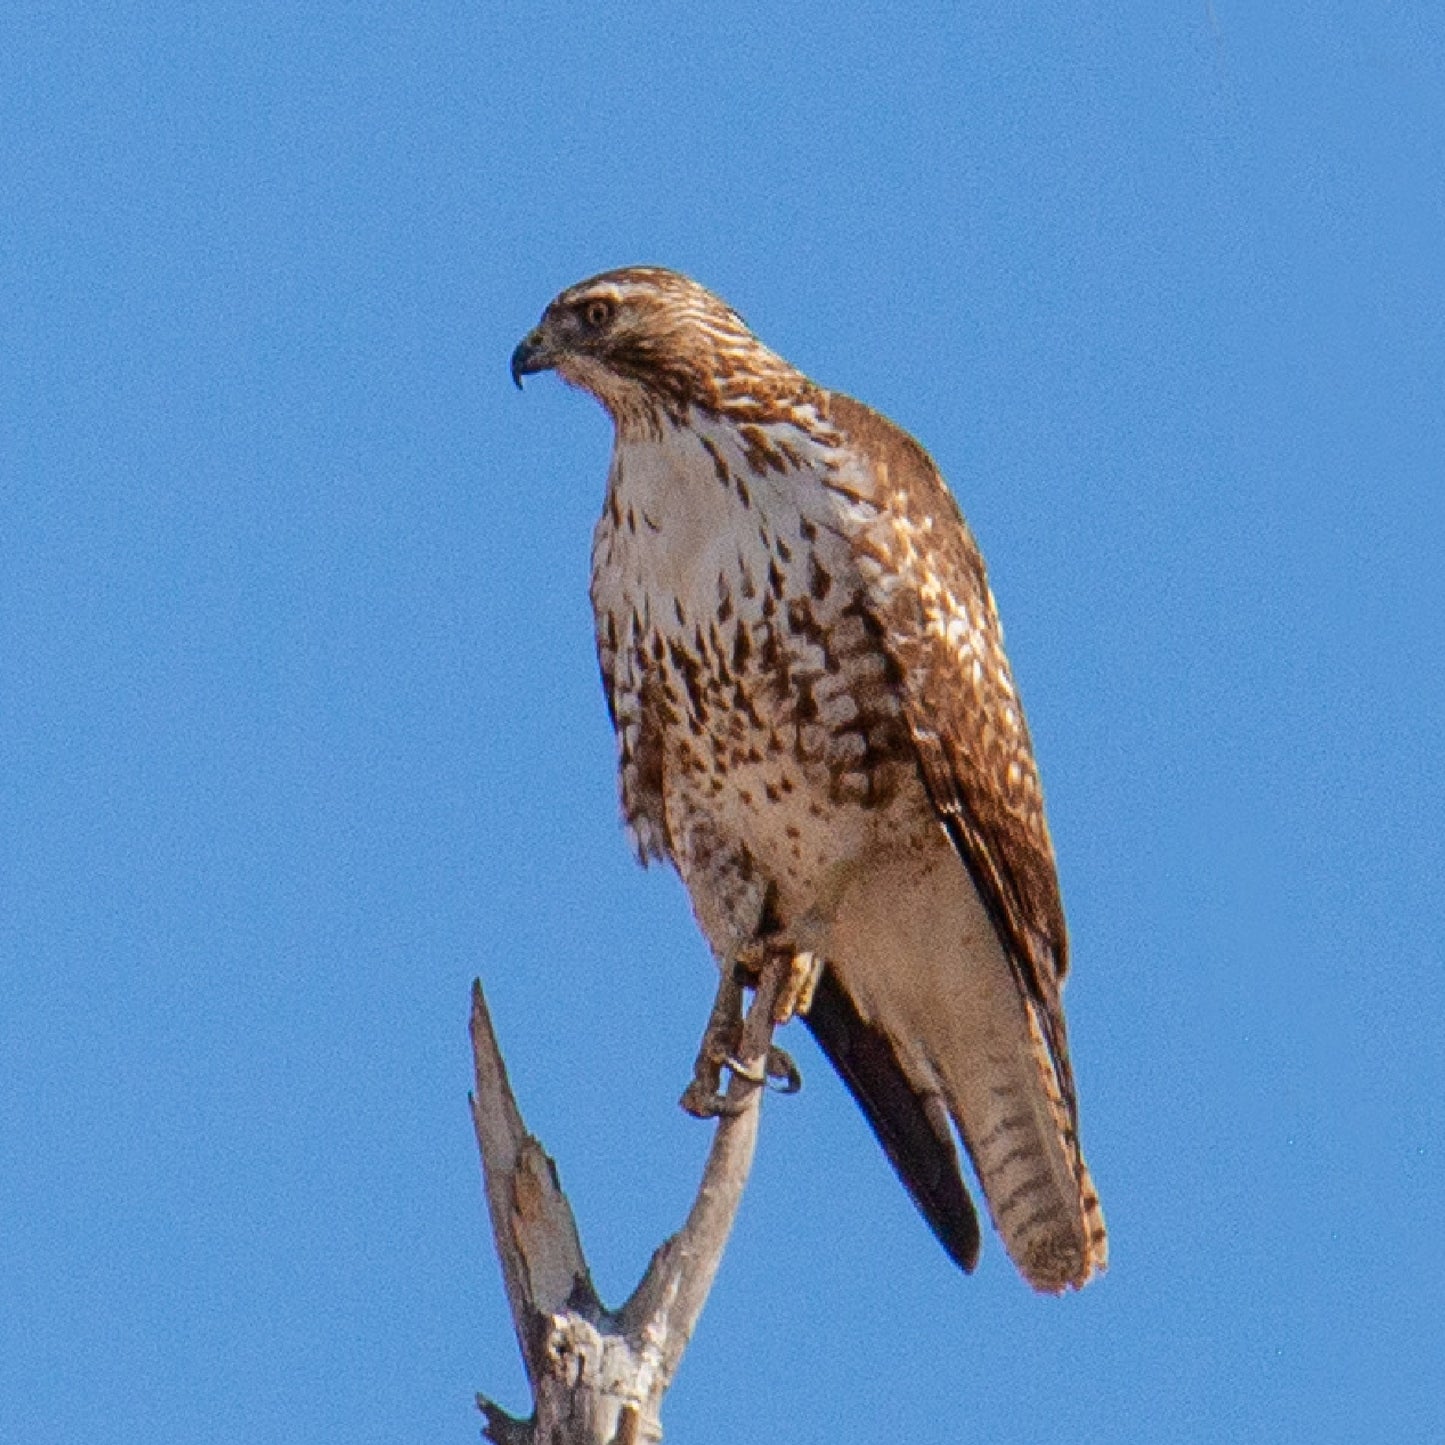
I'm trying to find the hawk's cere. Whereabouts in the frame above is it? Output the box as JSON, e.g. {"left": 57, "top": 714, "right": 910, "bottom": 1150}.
{"left": 511, "top": 267, "right": 1107, "bottom": 1292}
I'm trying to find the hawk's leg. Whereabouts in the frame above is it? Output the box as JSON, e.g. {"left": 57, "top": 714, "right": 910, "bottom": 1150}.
{"left": 679, "top": 967, "right": 745, "bottom": 1119}
{"left": 679, "top": 962, "right": 801, "bottom": 1119}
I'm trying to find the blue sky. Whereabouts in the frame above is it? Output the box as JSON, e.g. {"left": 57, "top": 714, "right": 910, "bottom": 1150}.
{"left": 3, "top": 5, "right": 1442, "bottom": 1442}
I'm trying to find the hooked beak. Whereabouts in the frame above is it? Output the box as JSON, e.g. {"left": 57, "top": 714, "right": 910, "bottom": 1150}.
{"left": 510, "top": 328, "right": 553, "bottom": 390}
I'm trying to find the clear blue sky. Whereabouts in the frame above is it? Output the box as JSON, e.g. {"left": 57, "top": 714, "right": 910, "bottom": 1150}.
{"left": 3, "top": 5, "right": 1442, "bottom": 1442}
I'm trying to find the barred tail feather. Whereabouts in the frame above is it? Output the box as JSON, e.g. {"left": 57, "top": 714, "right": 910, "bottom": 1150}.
{"left": 961, "top": 994, "right": 1106, "bottom": 1291}
{"left": 821, "top": 840, "right": 1106, "bottom": 1291}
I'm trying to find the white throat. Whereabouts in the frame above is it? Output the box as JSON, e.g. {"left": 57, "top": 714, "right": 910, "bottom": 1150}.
{"left": 592, "top": 410, "right": 839, "bottom": 632}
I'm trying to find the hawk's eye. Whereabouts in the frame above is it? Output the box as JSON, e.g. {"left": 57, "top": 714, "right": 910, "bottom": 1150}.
{"left": 580, "top": 298, "right": 614, "bottom": 330}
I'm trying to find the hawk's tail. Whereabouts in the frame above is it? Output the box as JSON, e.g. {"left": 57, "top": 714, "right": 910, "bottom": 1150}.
{"left": 816, "top": 845, "right": 1107, "bottom": 1291}
{"left": 963, "top": 992, "right": 1108, "bottom": 1292}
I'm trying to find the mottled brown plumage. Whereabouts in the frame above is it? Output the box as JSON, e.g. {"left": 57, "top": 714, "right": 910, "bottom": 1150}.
{"left": 512, "top": 267, "right": 1106, "bottom": 1290}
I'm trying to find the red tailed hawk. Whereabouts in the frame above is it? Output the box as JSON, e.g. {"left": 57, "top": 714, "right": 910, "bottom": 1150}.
{"left": 511, "top": 267, "right": 1107, "bottom": 1291}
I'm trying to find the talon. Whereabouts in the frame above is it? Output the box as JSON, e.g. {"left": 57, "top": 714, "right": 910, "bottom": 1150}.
{"left": 766, "top": 1044, "right": 802, "bottom": 1095}
{"left": 722, "top": 1053, "right": 767, "bottom": 1085}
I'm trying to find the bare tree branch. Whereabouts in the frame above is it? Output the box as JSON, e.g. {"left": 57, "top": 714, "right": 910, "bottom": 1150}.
{"left": 470, "top": 964, "right": 785, "bottom": 1444}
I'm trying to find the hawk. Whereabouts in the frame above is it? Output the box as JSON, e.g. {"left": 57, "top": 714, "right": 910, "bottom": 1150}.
{"left": 511, "top": 267, "right": 1107, "bottom": 1292}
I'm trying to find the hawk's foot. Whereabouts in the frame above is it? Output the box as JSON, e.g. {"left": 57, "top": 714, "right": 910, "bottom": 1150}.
{"left": 718, "top": 1042, "right": 802, "bottom": 1093}
{"left": 679, "top": 1076, "right": 747, "bottom": 1119}
{"left": 680, "top": 1042, "right": 801, "bottom": 1116}
{"left": 679, "top": 966, "right": 746, "bottom": 1119}
{"left": 678, "top": 960, "right": 805, "bottom": 1117}
{"left": 772, "top": 950, "right": 824, "bottom": 1025}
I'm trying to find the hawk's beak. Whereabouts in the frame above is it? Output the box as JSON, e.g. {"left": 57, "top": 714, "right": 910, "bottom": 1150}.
{"left": 510, "top": 328, "right": 553, "bottom": 390}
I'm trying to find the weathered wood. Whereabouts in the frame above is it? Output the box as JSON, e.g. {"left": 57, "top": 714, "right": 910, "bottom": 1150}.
{"left": 470, "top": 964, "right": 785, "bottom": 1444}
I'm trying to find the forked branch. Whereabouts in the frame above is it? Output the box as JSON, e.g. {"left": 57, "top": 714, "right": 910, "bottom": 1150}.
{"left": 469, "top": 963, "right": 785, "bottom": 1444}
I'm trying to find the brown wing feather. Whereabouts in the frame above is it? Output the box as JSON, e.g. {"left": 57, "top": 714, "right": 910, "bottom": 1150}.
{"left": 823, "top": 392, "right": 1079, "bottom": 1124}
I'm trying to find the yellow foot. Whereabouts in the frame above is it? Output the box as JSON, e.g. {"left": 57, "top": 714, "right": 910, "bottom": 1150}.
{"left": 772, "top": 950, "right": 824, "bottom": 1025}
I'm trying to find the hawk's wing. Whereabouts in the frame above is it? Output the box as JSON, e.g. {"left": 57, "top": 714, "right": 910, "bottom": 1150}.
{"left": 823, "top": 392, "right": 1079, "bottom": 1125}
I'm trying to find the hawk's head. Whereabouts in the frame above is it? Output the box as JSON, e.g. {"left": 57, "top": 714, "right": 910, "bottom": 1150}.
{"left": 511, "top": 267, "right": 805, "bottom": 428}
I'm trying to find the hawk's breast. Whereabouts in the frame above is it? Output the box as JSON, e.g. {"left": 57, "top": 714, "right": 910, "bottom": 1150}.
{"left": 590, "top": 410, "right": 933, "bottom": 955}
